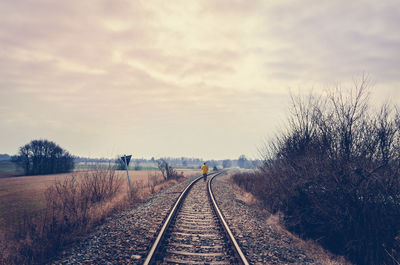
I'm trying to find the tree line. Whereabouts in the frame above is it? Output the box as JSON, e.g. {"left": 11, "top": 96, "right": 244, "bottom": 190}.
{"left": 9, "top": 140, "right": 258, "bottom": 176}
{"left": 12, "top": 139, "right": 74, "bottom": 175}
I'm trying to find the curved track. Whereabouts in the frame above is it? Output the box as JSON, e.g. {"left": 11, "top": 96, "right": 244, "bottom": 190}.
{"left": 143, "top": 172, "right": 249, "bottom": 265}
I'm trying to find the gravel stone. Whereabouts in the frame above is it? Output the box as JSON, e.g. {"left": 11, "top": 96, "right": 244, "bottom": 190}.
{"left": 50, "top": 177, "right": 197, "bottom": 265}
{"left": 50, "top": 173, "right": 335, "bottom": 265}
{"left": 212, "top": 174, "right": 323, "bottom": 265}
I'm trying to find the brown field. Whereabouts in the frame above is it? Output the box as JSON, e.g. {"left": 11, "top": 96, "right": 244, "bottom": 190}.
{"left": 0, "top": 169, "right": 199, "bottom": 229}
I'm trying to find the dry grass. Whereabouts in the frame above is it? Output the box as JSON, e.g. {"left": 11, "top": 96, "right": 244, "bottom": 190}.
{"left": 0, "top": 168, "right": 199, "bottom": 264}
{"left": 230, "top": 180, "right": 258, "bottom": 206}
{"left": 265, "top": 214, "right": 352, "bottom": 265}
{"left": 0, "top": 169, "right": 198, "bottom": 229}
{"left": 0, "top": 172, "right": 69, "bottom": 228}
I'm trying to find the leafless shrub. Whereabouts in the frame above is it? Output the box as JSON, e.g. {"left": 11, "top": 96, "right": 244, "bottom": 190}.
{"left": 234, "top": 77, "right": 400, "bottom": 265}
{"left": 157, "top": 159, "right": 181, "bottom": 180}
{"left": 0, "top": 164, "right": 190, "bottom": 264}
{"left": 80, "top": 168, "right": 121, "bottom": 203}
{"left": 147, "top": 171, "right": 163, "bottom": 194}
{"left": 1, "top": 167, "right": 123, "bottom": 264}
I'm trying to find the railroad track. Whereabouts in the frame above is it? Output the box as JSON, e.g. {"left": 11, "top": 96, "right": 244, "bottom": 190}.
{"left": 143, "top": 172, "right": 249, "bottom": 265}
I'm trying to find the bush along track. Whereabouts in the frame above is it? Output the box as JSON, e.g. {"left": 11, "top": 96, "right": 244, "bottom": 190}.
{"left": 233, "top": 80, "right": 400, "bottom": 265}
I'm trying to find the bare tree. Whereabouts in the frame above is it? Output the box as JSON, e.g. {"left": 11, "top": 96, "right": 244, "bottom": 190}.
{"left": 157, "top": 159, "right": 178, "bottom": 180}
{"left": 12, "top": 139, "right": 74, "bottom": 175}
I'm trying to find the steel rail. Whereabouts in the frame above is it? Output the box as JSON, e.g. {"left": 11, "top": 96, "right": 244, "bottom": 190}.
{"left": 142, "top": 173, "right": 216, "bottom": 265}
{"left": 208, "top": 172, "right": 250, "bottom": 265}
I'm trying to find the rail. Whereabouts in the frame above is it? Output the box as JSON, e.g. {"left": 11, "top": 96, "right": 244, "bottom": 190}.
{"left": 208, "top": 172, "right": 250, "bottom": 265}
{"left": 143, "top": 171, "right": 249, "bottom": 264}
{"left": 142, "top": 174, "right": 208, "bottom": 265}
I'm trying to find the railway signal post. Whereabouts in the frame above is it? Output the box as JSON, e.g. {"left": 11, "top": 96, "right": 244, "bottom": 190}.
{"left": 121, "top": 155, "right": 132, "bottom": 193}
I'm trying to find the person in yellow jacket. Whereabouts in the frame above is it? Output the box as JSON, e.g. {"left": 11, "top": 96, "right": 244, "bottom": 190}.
{"left": 201, "top": 163, "right": 209, "bottom": 181}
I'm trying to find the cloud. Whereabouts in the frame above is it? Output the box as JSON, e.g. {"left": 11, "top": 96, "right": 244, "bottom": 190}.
{"left": 258, "top": 0, "right": 400, "bottom": 83}
{"left": 0, "top": 0, "right": 399, "bottom": 158}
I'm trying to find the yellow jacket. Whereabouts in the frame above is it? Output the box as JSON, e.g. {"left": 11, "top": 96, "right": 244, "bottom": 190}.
{"left": 201, "top": 164, "right": 209, "bottom": 174}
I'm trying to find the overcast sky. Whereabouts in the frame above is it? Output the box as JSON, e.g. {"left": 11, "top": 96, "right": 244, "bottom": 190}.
{"left": 1, "top": 0, "right": 399, "bottom": 160}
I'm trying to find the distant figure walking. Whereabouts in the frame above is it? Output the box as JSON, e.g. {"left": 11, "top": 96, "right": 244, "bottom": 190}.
{"left": 201, "top": 163, "right": 209, "bottom": 181}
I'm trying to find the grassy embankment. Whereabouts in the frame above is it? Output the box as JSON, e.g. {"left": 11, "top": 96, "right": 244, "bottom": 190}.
{"left": 0, "top": 166, "right": 199, "bottom": 264}
{"left": 0, "top": 168, "right": 198, "bottom": 229}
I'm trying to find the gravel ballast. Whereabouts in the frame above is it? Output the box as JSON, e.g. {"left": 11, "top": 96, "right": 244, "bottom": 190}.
{"left": 212, "top": 173, "right": 346, "bottom": 265}
{"left": 51, "top": 172, "right": 346, "bottom": 264}
{"left": 50, "top": 177, "right": 198, "bottom": 265}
